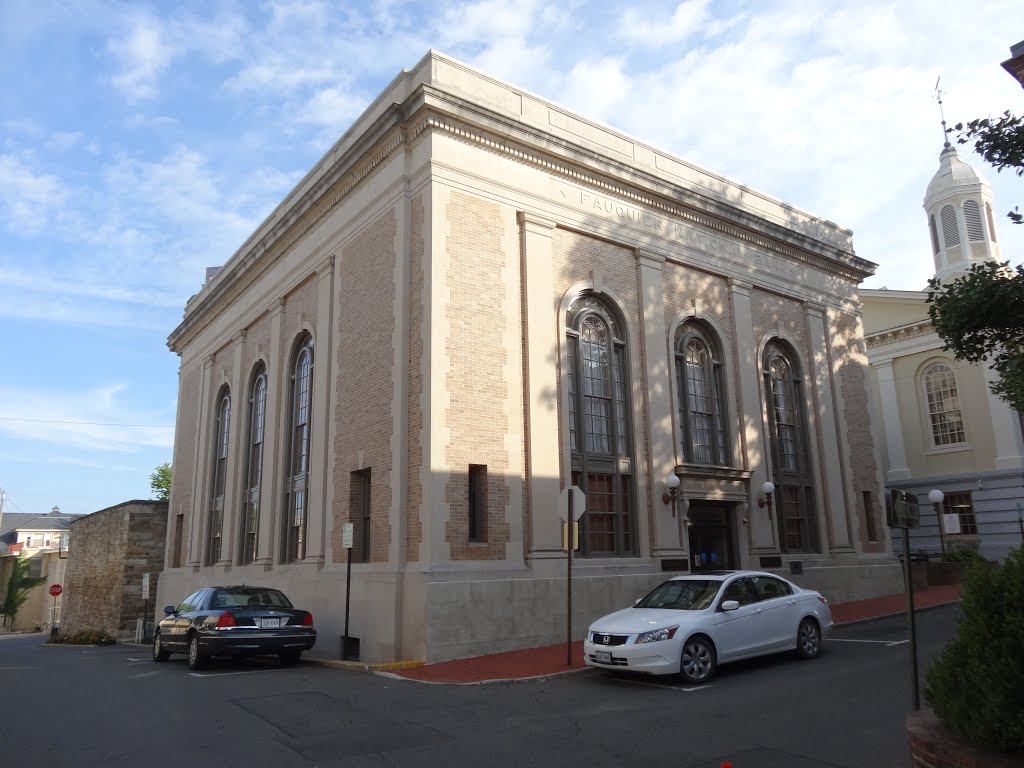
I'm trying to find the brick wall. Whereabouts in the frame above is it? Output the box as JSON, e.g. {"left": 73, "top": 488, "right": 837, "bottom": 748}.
{"left": 443, "top": 191, "right": 512, "bottom": 559}
{"left": 62, "top": 501, "right": 168, "bottom": 640}
{"left": 332, "top": 209, "right": 397, "bottom": 563}
{"left": 407, "top": 194, "right": 425, "bottom": 562}
{"left": 832, "top": 310, "right": 886, "bottom": 553}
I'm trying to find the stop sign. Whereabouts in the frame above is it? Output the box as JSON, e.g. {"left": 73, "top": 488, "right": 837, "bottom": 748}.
{"left": 49, "top": 584, "right": 62, "bottom": 597}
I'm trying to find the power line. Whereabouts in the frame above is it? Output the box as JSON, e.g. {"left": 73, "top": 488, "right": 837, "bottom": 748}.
{"left": 0, "top": 417, "right": 174, "bottom": 428}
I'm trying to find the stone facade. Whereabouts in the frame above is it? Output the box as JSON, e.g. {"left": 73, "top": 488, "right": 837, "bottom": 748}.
{"left": 61, "top": 500, "right": 168, "bottom": 640}
{"left": 158, "top": 51, "right": 903, "bottom": 665}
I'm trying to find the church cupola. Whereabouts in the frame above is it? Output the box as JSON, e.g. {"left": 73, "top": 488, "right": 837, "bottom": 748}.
{"left": 924, "top": 143, "right": 1001, "bottom": 282}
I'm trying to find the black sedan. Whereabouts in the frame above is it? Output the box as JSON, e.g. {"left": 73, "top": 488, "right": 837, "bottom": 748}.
{"left": 153, "top": 586, "right": 317, "bottom": 670}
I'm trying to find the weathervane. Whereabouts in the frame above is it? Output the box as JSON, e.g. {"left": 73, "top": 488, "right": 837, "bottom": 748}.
{"left": 934, "top": 76, "right": 951, "bottom": 149}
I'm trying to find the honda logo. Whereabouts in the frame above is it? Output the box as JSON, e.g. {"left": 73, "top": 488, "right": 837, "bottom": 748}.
{"left": 601, "top": 635, "right": 610, "bottom": 645}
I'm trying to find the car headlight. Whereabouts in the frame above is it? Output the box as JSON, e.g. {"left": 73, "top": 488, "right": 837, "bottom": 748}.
{"left": 635, "top": 626, "right": 679, "bottom": 644}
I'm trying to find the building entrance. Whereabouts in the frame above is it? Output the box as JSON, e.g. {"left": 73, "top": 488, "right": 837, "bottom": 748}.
{"left": 687, "top": 504, "right": 735, "bottom": 573}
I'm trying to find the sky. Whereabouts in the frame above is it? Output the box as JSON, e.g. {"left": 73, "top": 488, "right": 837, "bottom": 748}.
{"left": 1, "top": 0, "right": 1022, "bottom": 517}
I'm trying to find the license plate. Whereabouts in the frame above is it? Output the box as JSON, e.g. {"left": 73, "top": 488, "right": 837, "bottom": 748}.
{"left": 260, "top": 618, "right": 281, "bottom": 629}
{"left": 595, "top": 650, "right": 612, "bottom": 663}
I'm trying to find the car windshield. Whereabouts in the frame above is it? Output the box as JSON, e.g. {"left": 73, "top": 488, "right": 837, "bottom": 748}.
{"left": 634, "top": 580, "right": 720, "bottom": 610}
{"left": 210, "top": 588, "right": 294, "bottom": 609}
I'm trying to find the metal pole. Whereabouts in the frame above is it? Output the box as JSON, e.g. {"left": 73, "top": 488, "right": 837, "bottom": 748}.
{"left": 567, "top": 492, "right": 573, "bottom": 666}
{"left": 934, "top": 502, "right": 947, "bottom": 559}
{"left": 343, "top": 546, "right": 352, "bottom": 658}
{"left": 903, "top": 527, "right": 920, "bottom": 710}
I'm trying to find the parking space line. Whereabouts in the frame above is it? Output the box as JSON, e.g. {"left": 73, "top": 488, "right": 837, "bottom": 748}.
{"left": 609, "top": 677, "right": 710, "bottom": 692}
{"left": 189, "top": 667, "right": 301, "bottom": 678}
{"left": 128, "top": 671, "right": 160, "bottom": 679}
{"left": 0, "top": 666, "right": 37, "bottom": 671}
{"left": 829, "top": 638, "right": 903, "bottom": 644}
{"left": 126, "top": 657, "right": 148, "bottom": 662}
{"left": 885, "top": 640, "right": 909, "bottom": 647}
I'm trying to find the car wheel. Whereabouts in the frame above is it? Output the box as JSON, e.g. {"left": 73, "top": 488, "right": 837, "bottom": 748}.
{"left": 187, "top": 633, "right": 209, "bottom": 670}
{"left": 796, "top": 618, "right": 822, "bottom": 659}
{"left": 280, "top": 650, "right": 301, "bottom": 666}
{"left": 152, "top": 631, "right": 170, "bottom": 662}
{"left": 679, "top": 635, "right": 716, "bottom": 684}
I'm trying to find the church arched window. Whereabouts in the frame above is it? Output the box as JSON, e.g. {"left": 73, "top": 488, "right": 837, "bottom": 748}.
{"left": 940, "top": 205, "right": 960, "bottom": 247}
{"left": 963, "top": 200, "right": 984, "bottom": 241}
{"left": 675, "top": 321, "right": 729, "bottom": 465}
{"left": 923, "top": 363, "right": 965, "bottom": 446}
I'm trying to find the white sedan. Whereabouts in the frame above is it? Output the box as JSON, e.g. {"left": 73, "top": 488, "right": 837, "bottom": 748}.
{"left": 584, "top": 570, "right": 833, "bottom": 683}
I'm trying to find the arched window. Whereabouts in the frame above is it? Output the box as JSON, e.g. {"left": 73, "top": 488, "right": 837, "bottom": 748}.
{"left": 923, "top": 363, "right": 965, "bottom": 446}
{"left": 566, "top": 294, "right": 636, "bottom": 557}
{"left": 763, "top": 341, "right": 818, "bottom": 553}
{"left": 283, "top": 334, "right": 313, "bottom": 562}
{"left": 963, "top": 200, "right": 984, "bottom": 241}
{"left": 240, "top": 365, "right": 267, "bottom": 565}
{"left": 206, "top": 388, "right": 230, "bottom": 566}
{"left": 929, "top": 215, "right": 940, "bottom": 255}
{"left": 940, "top": 205, "right": 960, "bottom": 247}
{"left": 675, "top": 321, "right": 729, "bottom": 465}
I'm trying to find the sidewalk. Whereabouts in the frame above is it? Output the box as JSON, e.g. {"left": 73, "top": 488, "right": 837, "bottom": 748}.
{"left": 318, "top": 583, "right": 962, "bottom": 685}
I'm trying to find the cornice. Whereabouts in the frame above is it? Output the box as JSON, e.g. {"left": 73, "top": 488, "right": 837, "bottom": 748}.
{"left": 865, "top": 320, "right": 936, "bottom": 349}
{"left": 169, "top": 85, "right": 875, "bottom": 351}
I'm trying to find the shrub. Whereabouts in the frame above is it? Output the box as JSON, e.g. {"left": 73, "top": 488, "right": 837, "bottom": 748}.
{"left": 924, "top": 547, "right": 1024, "bottom": 753}
{"left": 49, "top": 629, "right": 118, "bottom": 646}
{"left": 944, "top": 547, "right": 984, "bottom": 564}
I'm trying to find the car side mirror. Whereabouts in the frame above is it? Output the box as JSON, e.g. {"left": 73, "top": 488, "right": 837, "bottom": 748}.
{"left": 164, "top": 605, "right": 176, "bottom": 615}
{"left": 720, "top": 600, "right": 740, "bottom": 612}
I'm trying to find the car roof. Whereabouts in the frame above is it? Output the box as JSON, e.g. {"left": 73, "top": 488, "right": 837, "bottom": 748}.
{"left": 665, "top": 570, "right": 783, "bottom": 582}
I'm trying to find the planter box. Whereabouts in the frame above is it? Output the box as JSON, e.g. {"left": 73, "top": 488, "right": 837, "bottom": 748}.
{"left": 925, "top": 561, "right": 967, "bottom": 586}
{"left": 907, "top": 709, "right": 1020, "bottom": 768}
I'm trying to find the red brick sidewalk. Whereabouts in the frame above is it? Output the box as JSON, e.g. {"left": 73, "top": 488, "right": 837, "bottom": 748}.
{"left": 386, "top": 583, "right": 962, "bottom": 685}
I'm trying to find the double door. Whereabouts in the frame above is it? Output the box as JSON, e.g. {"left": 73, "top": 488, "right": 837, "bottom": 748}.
{"left": 687, "top": 504, "right": 735, "bottom": 573}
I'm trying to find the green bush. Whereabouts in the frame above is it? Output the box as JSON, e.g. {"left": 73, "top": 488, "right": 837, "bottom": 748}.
{"left": 924, "top": 547, "right": 1024, "bottom": 753}
{"left": 944, "top": 547, "right": 984, "bottom": 564}
{"left": 49, "top": 629, "right": 118, "bottom": 646}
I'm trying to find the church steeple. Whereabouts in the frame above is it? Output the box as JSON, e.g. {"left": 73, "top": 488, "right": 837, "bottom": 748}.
{"left": 923, "top": 86, "right": 1001, "bottom": 282}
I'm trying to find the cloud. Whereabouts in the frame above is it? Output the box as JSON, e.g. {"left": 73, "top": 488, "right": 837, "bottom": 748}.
{"left": 0, "top": 383, "right": 174, "bottom": 453}
{"left": 108, "top": 15, "right": 177, "bottom": 100}
{"left": 0, "top": 154, "right": 66, "bottom": 234}
{"left": 618, "top": 0, "right": 710, "bottom": 47}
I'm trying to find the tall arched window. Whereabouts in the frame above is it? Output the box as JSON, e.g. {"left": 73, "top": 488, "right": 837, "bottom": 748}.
{"left": 763, "top": 341, "right": 818, "bottom": 553}
{"left": 206, "top": 388, "right": 230, "bottom": 566}
{"left": 675, "top": 321, "right": 729, "bottom": 465}
{"left": 240, "top": 365, "right": 267, "bottom": 565}
{"left": 929, "top": 215, "right": 940, "bottom": 255}
{"left": 283, "top": 334, "right": 313, "bottom": 563}
{"left": 963, "top": 200, "right": 984, "bottom": 241}
{"left": 923, "top": 363, "right": 965, "bottom": 446}
{"left": 566, "top": 294, "right": 636, "bottom": 557}
{"left": 940, "top": 205, "right": 960, "bottom": 247}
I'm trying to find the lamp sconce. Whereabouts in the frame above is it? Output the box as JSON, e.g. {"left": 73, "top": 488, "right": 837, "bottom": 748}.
{"left": 757, "top": 481, "right": 775, "bottom": 520}
{"left": 662, "top": 473, "right": 681, "bottom": 516}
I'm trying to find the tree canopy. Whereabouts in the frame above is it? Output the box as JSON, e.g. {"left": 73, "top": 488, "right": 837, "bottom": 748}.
{"left": 927, "top": 261, "right": 1024, "bottom": 412}
{"left": 150, "top": 462, "right": 171, "bottom": 501}
{"left": 0, "top": 555, "right": 47, "bottom": 629}
{"left": 952, "top": 110, "right": 1023, "bottom": 224}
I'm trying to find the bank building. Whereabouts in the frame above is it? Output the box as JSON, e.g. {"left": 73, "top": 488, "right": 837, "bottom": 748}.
{"left": 159, "top": 51, "right": 904, "bottom": 663}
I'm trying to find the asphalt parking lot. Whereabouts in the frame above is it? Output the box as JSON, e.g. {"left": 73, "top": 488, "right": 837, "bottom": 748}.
{"left": 1, "top": 605, "right": 957, "bottom": 768}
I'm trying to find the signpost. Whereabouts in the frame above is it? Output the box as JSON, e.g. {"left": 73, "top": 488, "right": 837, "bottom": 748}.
{"left": 141, "top": 573, "right": 150, "bottom": 642}
{"left": 341, "top": 523, "right": 358, "bottom": 660}
{"left": 889, "top": 489, "right": 921, "bottom": 710}
{"left": 559, "top": 485, "right": 586, "bottom": 666}
{"left": 48, "top": 584, "right": 62, "bottom": 639}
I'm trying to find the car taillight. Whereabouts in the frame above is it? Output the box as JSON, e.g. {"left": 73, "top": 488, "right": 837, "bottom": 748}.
{"left": 302, "top": 611, "right": 314, "bottom": 627}
{"left": 216, "top": 612, "right": 238, "bottom": 629}
{"left": 817, "top": 596, "right": 828, "bottom": 605}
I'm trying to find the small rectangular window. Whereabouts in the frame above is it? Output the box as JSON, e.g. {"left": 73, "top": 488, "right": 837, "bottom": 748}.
{"left": 863, "top": 491, "right": 878, "bottom": 542}
{"left": 27, "top": 557, "right": 44, "bottom": 579}
{"left": 942, "top": 492, "right": 977, "bottom": 536}
{"left": 351, "top": 469, "right": 371, "bottom": 562}
{"left": 469, "top": 465, "right": 488, "bottom": 542}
